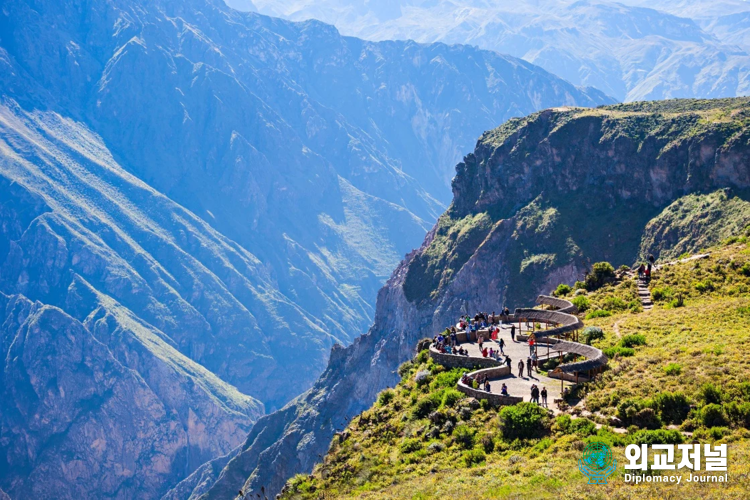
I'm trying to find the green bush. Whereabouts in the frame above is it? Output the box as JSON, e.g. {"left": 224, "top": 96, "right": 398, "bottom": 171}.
{"left": 554, "top": 284, "right": 572, "bottom": 297}
{"left": 740, "top": 263, "right": 750, "bottom": 277}
{"left": 651, "top": 392, "right": 690, "bottom": 425}
{"left": 572, "top": 295, "right": 591, "bottom": 312}
{"left": 701, "top": 404, "right": 728, "bottom": 428}
{"left": 620, "top": 334, "right": 646, "bottom": 348}
{"left": 663, "top": 363, "right": 682, "bottom": 376}
{"left": 397, "top": 361, "right": 413, "bottom": 378}
{"left": 432, "top": 369, "right": 467, "bottom": 389}
{"left": 463, "top": 448, "right": 486, "bottom": 467}
{"left": 573, "top": 280, "right": 587, "bottom": 290}
{"left": 442, "top": 388, "right": 464, "bottom": 408}
{"left": 633, "top": 408, "right": 663, "bottom": 429}
{"left": 631, "top": 429, "right": 684, "bottom": 445}
{"left": 378, "top": 389, "right": 395, "bottom": 406}
{"left": 412, "top": 397, "right": 439, "bottom": 419}
{"left": 453, "top": 424, "right": 476, "bottom": 449}
{"left": 585, "top": 309, "right": 612, "bottom": 319}
{"left": 693, "top": 280, "right": 715, "bottom": 293}
{"left": 499, "top": 402, "right": 550, "bottom": 440}
{"left": 552, "top": 414, "right": 572, "bottom": 434}
{"left": 602, "top": 296, "right": 628, "bottom": 311}
{"left": 724, "top": 401, "right": 750, "bottom": 428}
{"left": 651, "top": 286, "right": 674, "bottom": 302}
{"left": 585, "top": 262, "right": 615, "bottom": 291}
{"left": 603, "top": 346, "right": 635, "bottom": 358}
{"left": 480, "top": 433, "right": 495, "bottom": 453}
{"left": 570, "top": 418, "right": 597, "bottom": 437}
{"left": 698, "top": 383, "right": 724, "bottom": 405}
{"left": 399, "top": 438, "right": 423, "bottom": 454}
{"left": 581, "top": 326, "right": 605, "bottom": 345}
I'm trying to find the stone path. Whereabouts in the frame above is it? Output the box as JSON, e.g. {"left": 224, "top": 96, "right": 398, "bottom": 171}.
{"left": 461, "top": 323, "right": 572, "bottom": 411}
{"left": 637, "top": 278, "right": 653, "bottom": 311}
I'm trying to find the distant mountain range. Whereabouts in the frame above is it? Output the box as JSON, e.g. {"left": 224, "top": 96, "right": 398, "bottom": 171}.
{"left": 248, "top": 0, "right": 750, "bottom": 102}
{"left": 0, "top": 0, "right": 610, "bottom": 497}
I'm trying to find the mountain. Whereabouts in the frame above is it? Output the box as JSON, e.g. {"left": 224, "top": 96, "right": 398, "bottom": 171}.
{"left": 0, "top": 0, "right": 612, "bottom": 497}
{"left": 181, "top": 97, "right": 750, "bottom": 499}
{"left": 0, "top": 0, "right": 610, "bottom": 409}
{"left": 249, "top": 0, "right": 750, "bottom": 102}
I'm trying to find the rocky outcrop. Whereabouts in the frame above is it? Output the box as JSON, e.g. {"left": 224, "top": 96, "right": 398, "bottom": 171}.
{"left": 179, "top": 97, "right": 750, "bottom": 499}
{"left": 0, "top": 293, "right": 260, "bottom": 500}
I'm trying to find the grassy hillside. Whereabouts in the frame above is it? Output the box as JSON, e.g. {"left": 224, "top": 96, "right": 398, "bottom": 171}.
{"left": 281, "top": 236, "right": 750, "bottom": 499}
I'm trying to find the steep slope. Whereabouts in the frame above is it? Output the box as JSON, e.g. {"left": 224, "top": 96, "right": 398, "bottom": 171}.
{"left": 251, "top": 0, "right": 750, "bottom": 102}
{"left": 280, "top": 243, "right": 750, "bottom": 500}
{"left": 0, "top": 0, "right": 611, "bottom": 409}
{"left": 185, "top": 97, "right": 750, "bottom": 499}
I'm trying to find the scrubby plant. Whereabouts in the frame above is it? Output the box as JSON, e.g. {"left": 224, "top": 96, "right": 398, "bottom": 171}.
{"left": 698, "top": 383, "right": 724, "bottom": 405}
{"left": 463, "top": 448, "right": 486, "bottom": 467}
{"left": 619, "top": 334, "right": 646, "bottom": 348}
{"left": 701, "top": 404, "right": 728, "bottom": 428}
{"left": 585, "top": 309, "right": 612, "bottom": 319}
{"left": 399, "top": 438, "right": 423, "bottom": 454}
{"left": 603, "top": 346, "right": 635, "bottom": 358}
{"left": 631, "top": 429, "right": 684, "bottom": 445}
{"left": 572, "top": 295, "right": 590, "bottom": 312}
{"left": 499, "top": 402, "right": 550, "bottom": 440}
{"left": 585, "top": 262, "right": 615, "bottom": 291}
{"left": 651, "top": 392, "right": 690, "bottom": 425}
{"left": 378, "top": 389, "right": 395, "bottom": 406}
{"left": 581, "top": 326, "right": 605, "bottom": 345}
{"left": 554, "top": 283, "right": 572, "bottom": 297}
{"left": 663, "top": 363, "right": 682, "bottom": 376}
{"left": 414, "top": 370, "right": 432, "bottom": 386}
{"left": 442, "top": 388, "right": 464, "bottom": 408}
{"left": 453, "top": 424, "right": 476, "bottom": 449}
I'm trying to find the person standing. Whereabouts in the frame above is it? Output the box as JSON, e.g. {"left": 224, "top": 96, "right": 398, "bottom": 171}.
{"left": 526, "top": 357, "right": 532, "bottom": 377}
{"left": 541, "top": 387, "right": 548, "bottom": 407}
{"left": 531, "top": 385, "right": 540, "bottom": 404}
{"left": 510, "top": 324, "right": 516, "bottom": 342}
{"left": 518, "top": 359, "right": 524, "bottom": 378}
{"left": 498, "top": 337, "right": 505, "bottom": 355}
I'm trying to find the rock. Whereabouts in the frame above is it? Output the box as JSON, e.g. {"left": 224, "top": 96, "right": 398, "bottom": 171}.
{"left": 465, "top": 398, "right": 481, "bottom": 410}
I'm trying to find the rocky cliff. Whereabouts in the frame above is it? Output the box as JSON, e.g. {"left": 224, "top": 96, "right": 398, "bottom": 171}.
{"left": 184, "top": 97, "right": 750, "bottom": 499}
{"left": 0, "top": 0, "right": 610, "bottom": 411}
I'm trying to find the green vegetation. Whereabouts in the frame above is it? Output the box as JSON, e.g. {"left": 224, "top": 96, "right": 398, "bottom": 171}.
{"left": 284, "top": 238, "right": 750, "bottom": 500}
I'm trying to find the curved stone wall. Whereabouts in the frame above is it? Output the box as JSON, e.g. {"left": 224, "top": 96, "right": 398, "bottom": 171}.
{"left": 456, "top": 366, "right": 522, "bottom": 406}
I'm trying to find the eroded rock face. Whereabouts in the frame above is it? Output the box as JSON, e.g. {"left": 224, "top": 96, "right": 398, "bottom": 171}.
{"left": 0, "top": 293, "right": 259, "bottom": 500}
{"left": 179, "top": 98, "right": 750, "bottom": 499}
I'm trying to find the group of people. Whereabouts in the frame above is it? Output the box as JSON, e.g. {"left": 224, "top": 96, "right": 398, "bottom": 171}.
{"left": 461, "top": 372, "right": 492, "bottom": 393}
{"left": 529, "top": 384, "right": 548, "bottom": 406}
{"left": 517, "top": 353, "right": 539, "bottom": 378}
{"left": 637, "top": 255, "right": 656, "bottom": 280}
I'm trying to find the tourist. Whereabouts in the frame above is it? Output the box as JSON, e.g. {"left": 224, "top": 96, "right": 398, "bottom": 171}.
{"left": 478, "top": 333, "right": 484, "bottom": 350}
{"left": 528, "top": 337, "right": 535, "bottom": 355}
{"left": 505, "top": 355, "right": 511, "bottom": 367}
{"left": 526, "top": 357, "right": 532, "bottom": 377}
{"left": 498, "top": 337, "right": 505, "bottom": 355}
{"left": 500, "top": 383, "right": 509, "bottom": 397}
{"left": 531, "top": 385, "right": 540, "bottom": 404}
{"left": 531, "top": 351, "right": 538, "bottom": 372}
{"left": 638, "top": 263, "right": 645, "bottom": 279}
{"left": 510, "top": 324, "right": 516, "bottom": 341}
{"left": 484, "top": 379, "right": 491, "bottom": 392}
{"left": 646, "top": 262, "right": 652, "bottom": 279}
{"left": 518, "top": 359, "right": 524, "bottom": 378}
{"left": 541, "top": 387, "right": 548, "bottom": 407}
{"left": 482, "top": 347, "right": 488, "bottom": 358}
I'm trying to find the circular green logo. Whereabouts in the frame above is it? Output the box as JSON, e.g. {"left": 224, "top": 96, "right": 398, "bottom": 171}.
{"left": 582, "top": 441, "right": 613, "bottom": 471}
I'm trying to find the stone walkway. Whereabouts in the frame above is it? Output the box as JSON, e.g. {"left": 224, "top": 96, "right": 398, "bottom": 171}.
{"left": 637, "top": 278, "right": 653, "bottom": 310}
{"left": 460, "top": 323, "right": 572, "bottom": 411}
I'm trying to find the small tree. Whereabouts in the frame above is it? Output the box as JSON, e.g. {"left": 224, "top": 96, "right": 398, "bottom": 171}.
{"left": 585, "top": 262, "right": 615, "bottom": 291}
{"left": 499, "top": 402, "right": 550, "bottom": 440}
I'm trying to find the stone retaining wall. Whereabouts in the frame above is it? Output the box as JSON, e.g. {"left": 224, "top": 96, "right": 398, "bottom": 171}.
{"left": 428, "top": 347, "right": 502, "bottom": 369}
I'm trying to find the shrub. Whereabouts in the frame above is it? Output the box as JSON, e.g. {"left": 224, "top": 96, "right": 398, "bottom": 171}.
{"left": 412, "top": 397, "right": 438, "bottom": 419}
{"left": 632, "top": 408, "right": 662, "bottom": 429}
{"left": 585, "top": 309, "right": 612, "bottom": 319}
{"left": 585, "top": 262, "right": 615, "bottom": 291}
{"left": 432, "top": 369, "right": 466, "bottom": 389}
{"left": 480, "top": 433, "right": 496, "bottom": 453}
{"left": 693, "top": 280, "right": 714, "bottom": 293}
{"left": 552, "top": 414, "right": 572, "bottom": 434}
{"left": 651, "top": 392, "right": 690, "bottom": 425}
{"left": 554, "top": 283, "right": 572, "bottom": 297}
{"left": 701, "top": 404, "right": 728, "bottom": 428}
{"left": 573, "top": 280, "right": 587, "bottom": 290}
{"left": 602, "top": 296, "right": 628, "bottom": 311}
{"left": 499, "top": 402, "right": 550, "bottom": 440}
{"left": 581, "top": 326, "right": 605, "bottom": 345}
{"left": 463, "top": 448, "right": 486, "bottom": 467}
{"left": 453, "top": 424, "right": 476, "bottom": 449}
{"left": 724, "top": 402, "right": 750, "bottom": 428}
{"left": 663, "top": 363, "right": 682, "bottom": 376}
{"left": 620, "top": 334, "right": 646, "bottom": 348}
{"left": 378, "top": 389, "right": 395, "bottom": 406}
{"left": 603, "top": 346, "right": 635, "bottom": 358}
{"left": 698, "top": 383, "right": 724, "bottom": 405}
{"left": 415, "top": 370, "right": 432, "bottom": 386}
{"left": 631, "top": 429, "right": 684, "bottom": 445}
{"left": 740, "top": 263, "right": 750, "bottom": 277}
{"left": 442, "top": 388, "right": 464, "bottom": 408}
{"left": 570, "top": 418, "right": 597, "bottom": 437}
{"left": 651, "top": 286, "right": 674, "bottom": 302}
{"left": 397, "top": 361, "right": 413, "bottom": 378}
{"left": 572, "top": 295, "right": 591, "bottom": 312}
{"left": 399, "top": 438, "right": 423, "bottom": 454}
